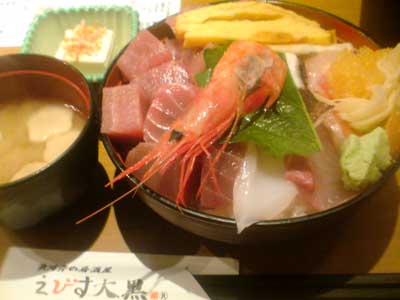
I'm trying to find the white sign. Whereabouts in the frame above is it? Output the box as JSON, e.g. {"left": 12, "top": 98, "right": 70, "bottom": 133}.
{"left": 0, "top": 247, "right": 236, "bottom": 300}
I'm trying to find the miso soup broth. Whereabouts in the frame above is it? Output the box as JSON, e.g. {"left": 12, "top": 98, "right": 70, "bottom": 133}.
{"left": 0, "top": 97, "right": 86, "bottom": 184}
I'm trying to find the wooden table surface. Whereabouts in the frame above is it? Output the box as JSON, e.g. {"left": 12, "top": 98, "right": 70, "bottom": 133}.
{"left": 1, "top": 1, "right": 400, "bottom": 275}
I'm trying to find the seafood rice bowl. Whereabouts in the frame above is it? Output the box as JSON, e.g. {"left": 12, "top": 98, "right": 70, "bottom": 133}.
{"left": 97, "top": 1, "right": 400, "bottom": 243}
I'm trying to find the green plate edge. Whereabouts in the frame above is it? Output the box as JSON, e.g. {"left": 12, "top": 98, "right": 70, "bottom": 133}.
{"left": 20, "top": 6, "right": 139, "bottom": 83}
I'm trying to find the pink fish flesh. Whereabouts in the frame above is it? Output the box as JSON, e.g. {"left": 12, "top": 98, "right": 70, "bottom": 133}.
{"left": 285, "top": 156, "right": 315, "bottom": 192}
{"left": 125, "top": 143, "right": 200, "bottom": 202}
{"left": 200, "top": 145, "right": 246, "bottom": 209}
{"left": 304, "top": 51, "right": 340, "bottom": 99}
{"left": 101, "top": 84, "right": 148, "bottom": 142}
{"left": 163, "top": 39, "right": 206, "bottom": 79}
{"left": 117, "top": 30, "right": 172, "bottom": 81}
{"left": 143, "top": 83, "right": 199, "bottom": 143}
{"left": 136, "top": 61, "right": 191, "bottom": 102}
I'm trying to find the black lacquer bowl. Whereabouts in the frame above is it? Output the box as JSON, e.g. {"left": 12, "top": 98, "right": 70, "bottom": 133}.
{"left": 101, "top": 2, "right": 399, "bottom": 243}
{"left": 0, "top": 54, "right": 98, "bottom": 229}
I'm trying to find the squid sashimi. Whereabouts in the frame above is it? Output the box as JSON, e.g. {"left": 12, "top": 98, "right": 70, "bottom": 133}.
{"left": 233, "top": 144, "right": 298, "bottom": 233}
{"left": 143, "top": 83, "right": 199, "bottom": 143}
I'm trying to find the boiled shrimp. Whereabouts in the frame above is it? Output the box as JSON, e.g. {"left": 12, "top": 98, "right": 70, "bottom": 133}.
{"left": 77, "top": 40, "right": 287, "bottom": 223}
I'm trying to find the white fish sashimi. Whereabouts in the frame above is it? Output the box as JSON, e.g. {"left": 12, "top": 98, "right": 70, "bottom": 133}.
{"left": 233, "top": 144, "right": 298, "bottom": 233}
{"left": 307, "top": 126, "right": 355, "bottom": 210}
{"left": 27, "top": 104, "right": 73, "bottom": 142}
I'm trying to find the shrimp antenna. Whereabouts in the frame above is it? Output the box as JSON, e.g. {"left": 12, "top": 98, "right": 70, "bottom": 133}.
{"left": 75, "top": 186, "right": 139, "bottom": 224}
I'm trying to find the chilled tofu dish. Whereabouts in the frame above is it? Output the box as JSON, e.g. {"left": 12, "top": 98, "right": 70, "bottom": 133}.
{"left": 55, "top": 20, "right": 114, "bottom": 72}
{"left": 101, "top": 1, "right": 400, "bottom": 232}
{"left": 0, "top": 98, "right": 85, "bottom": 184}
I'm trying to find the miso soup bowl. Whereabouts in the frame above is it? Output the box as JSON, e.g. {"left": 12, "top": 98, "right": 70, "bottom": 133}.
{"left": 0, "top": 54, "right": 98, "bottom": 229}
{"left": 101, "top": 2, "right": 400, "bottom": 243}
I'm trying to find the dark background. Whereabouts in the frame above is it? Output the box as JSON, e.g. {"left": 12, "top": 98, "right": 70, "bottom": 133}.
{"left": 360, "top": 0, "right": 400, "bottom": 47}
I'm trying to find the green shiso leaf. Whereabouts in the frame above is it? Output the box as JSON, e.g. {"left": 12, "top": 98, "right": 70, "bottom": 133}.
{"left": 204, "top": 44, "right": 229, "bottom": 68}
{"left": 231, "top": 56, "right": 322, "bottom": 157}
{"left": 194, "top": 69, "right": 212, "bottom": 88}
{"left": 195, "top": 45, "right": 321, "bottom": 158}
{"left": 195, "top": 44, "right": 229, "bottom": 87}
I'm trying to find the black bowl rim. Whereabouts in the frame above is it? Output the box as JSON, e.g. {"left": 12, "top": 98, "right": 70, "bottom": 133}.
{"left": 100, "top": 1, "right": 399, "bottom": 228}
{"left": 0, "top": 53, "right": 96, "bottom": 189}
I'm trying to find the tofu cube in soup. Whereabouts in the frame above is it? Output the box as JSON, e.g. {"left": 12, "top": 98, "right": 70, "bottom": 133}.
{"left": 0, "top": 98, "right": 84, "bottom": 184}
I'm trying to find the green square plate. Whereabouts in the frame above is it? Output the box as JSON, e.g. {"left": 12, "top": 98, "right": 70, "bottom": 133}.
{"left": 21, "top": 6, "right": 138, "bottom": 83}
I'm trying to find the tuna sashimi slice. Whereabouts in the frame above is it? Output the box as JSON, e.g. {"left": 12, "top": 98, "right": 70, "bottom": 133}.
{"left": 117, "top": 30, "right": 172, "bottom": 81}
{"left": 101, "top": 84, "right": 148, "bottom": 142}
{"left": 137, "top": 61, "right": 191, "bottom": 102}
{"left": 143, "top": 83, "right": 199, "bottom": 143}
{"left": 200, "top": 145, "right": 245, "bottom": 209}
{"left": 163, "top": 39, "right": 206, "bottom": 79}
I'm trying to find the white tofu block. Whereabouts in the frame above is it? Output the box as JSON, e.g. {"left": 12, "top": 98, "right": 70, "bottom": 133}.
{"left": 44, "top": 129, "right": 80, "bottom": 162}
{"left": 55, "top": 29, "right": 114, "bottom": 67}
{"left": 27, "top": 104, "right": 73, "bottom": 142}
{"left": 11, "top": 161, "right": 47, "bottom": 181}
